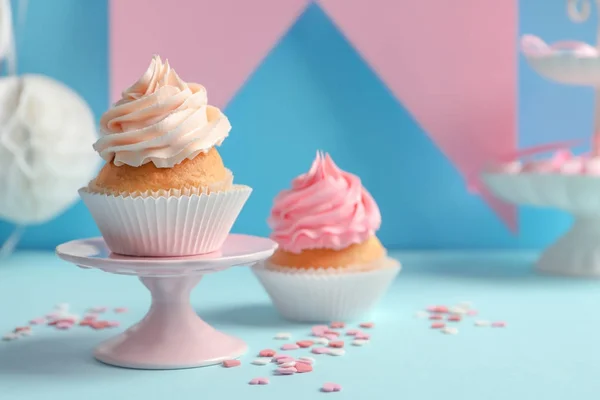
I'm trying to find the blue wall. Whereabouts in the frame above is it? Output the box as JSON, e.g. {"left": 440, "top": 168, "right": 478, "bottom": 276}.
{"left": 0, "top": 1, "right": 594, "bottom": 251}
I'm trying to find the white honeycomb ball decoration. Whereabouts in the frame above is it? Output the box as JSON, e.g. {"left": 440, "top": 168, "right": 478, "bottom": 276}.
{"left": 0, "top": 74, "right": 98, "bottom": 224}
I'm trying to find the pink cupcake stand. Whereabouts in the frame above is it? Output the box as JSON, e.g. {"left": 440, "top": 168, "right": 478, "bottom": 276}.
{"left": 483, "top": 0, "right": 600, "bottom": 277}
{"left": 56, "top": 234, "right": 277, "bottom": 370}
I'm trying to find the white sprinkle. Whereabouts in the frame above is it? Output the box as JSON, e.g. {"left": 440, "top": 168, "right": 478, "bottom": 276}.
{"left": 441, "top": 327, "right": 458, "bottom": 335}
{"left": 251, "top": 358, "right": 271, "bottom": 365}
{"left": 298, "top": 356, "right": 315, "bottom": 365}
{"left": 449, "top": 306, "right": 467, "bottom": 315}
{"left": 328, "top": 348, "right": 346, "bottom": 356}
{"left": 279, "top": 361, "right": 296, "bottom": 368}
{"left": 274, "top": 332, "right": 292, "bottom": 340}
{"left": 475, "top": 320, "right": 490, "bottom": 327}
{"left": 2, "top": 333, "right": 18, "bottom": 341}
{"left": 352, "top": 339, "right": 368, "bottom": 346}
{"left": 414, "top": 311, "right": 429, "bottom": 319}
{"left": 313, "top": 337, "right": 329, "bottom": 345}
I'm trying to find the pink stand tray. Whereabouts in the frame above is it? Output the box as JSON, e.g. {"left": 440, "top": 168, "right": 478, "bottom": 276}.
{"left": 55, "top": 234, "right": 277, "bottom": 370}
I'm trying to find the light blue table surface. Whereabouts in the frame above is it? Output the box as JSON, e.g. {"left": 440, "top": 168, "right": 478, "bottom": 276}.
{"left": 1, "top": 250, "right": 599, "bottom": 399}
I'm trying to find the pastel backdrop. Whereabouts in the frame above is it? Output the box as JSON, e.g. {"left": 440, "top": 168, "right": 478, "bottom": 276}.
{"left": 0, "top": 0, "right": 591, "bottom": 251}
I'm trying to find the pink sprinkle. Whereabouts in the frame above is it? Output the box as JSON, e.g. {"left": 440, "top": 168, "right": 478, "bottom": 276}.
{"left": 431, "top": 322, "right": 445, "bottom": 329}
{"left": 29, "top": 318, "right": 46, "bottom": 325}
{"left": 294, "top": 362, "right": 313, "bottom": 373}
{"left": 83, "top": 315, "right": 98, "bottom": 321}
{"left": 355, "top": 333, "right": 370, "bottom": 340}
{"left": 324, "top": 334, "right": 338, "bottom": 341}
{"left": 322, "top": 383, "right": 342, "bottom": 392}
{"left": 14, "top": 326, "right": 31, "bottom": 333}
{"left": 467, "top": 310, "right": 478, "bottom": 316}
{"left": 330, "top": 322, "right": 345, "bottom": 329}
{"left": 55, "top": 321, "right": 73, "bottom": 330}
{"left": 491, "top": 321, "right": 507, "bottom": 328}
{"left": 222, "top": 359, "right": 241, "bottom": 368}
{"left": 297, "top": 340, "right": 314, "bottom": 348}
{"left": 276, "top": 357, "right": 295, "bottom": 365}
{"left": 259, "top": 349, "right": 276, "bottom": 357}
{"left": 272, "top": 354, "right": 290, "bottom": 362}
{"left": 114, "top": 307, "right": 128, "bottom": 313}
{"left": 359, "top": 322, "right": 374, "bottom": 329}
{"left": 312, "top": 347, "right": 330, "bottom": 355}
{"left": 312, "top": 325, "right": 329, "bottom": 336}
{"left": 276, "top": 367, "right": 296, "bottom": 375}
{"left": 328, "top": 341, "right": 344, "bottom": 348}
{"left": 106, "top": 321, "right": 120, "bottom": 328}
{"left": 428, "top": 306, "right": 448, "bottom": 313}
{"left": 346, "top": 329, "right": 360, "bottom": 336}
{"left": 281, "top": 343, "right": 300, "bottom": 351}
{"left": 429, "top": 314, "right": 443, "bottom": 320}
{"left": 249, "top": 377, "right": 269, "bottom": 385}
{"left": 448, "top": 315, "right": 462, "bottom": 322}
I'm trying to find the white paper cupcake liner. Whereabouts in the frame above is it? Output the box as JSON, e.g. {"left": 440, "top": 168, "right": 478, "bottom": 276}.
{"left": 251, "top": 257, "right": 401, "bottom": 322}
{"left": 79, "top": 183, "right": 252, "bottom": 257}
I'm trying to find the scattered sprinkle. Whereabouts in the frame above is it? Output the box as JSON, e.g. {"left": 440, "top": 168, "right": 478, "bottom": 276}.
{"left": 273, "top": 354, "right": 291, "bottom": 362}
{"left": 355, "top": 333, "right": 370, "bottom": 340}
{"left": 492, "top": 321, "right": 507, "bottom": 328}
{"left": 475, "top": 320, "right": 490, "bottom": 327}
{"left": 431, "top": 322, "right": 445, "bottom": 329}
{"left": 429, "top": 314, "right": 443, "bottom": 320}
{"left": 297, "top": 340, "right": 314, "bottom": 348}
{"left": 275, "top": 367, "right": 297, "bottom": 375}
{"left": 323, "top": 333, "right": 338, "bottom": 341}
{"left": 276, "top": 357, "right": 295, "bottom": 365}
{"left": 252, "top": 358, "right": 272, "bottom": 366}
{"left": 449, "top": 306, "right": 467, "bottom": 315}
{"left": 249, "top": 377, "right": 269, "bottom": 385}
{"left": 322, "top": 383, "right": 342, "bottom": 393}
{"left": 328, "top": 341, "right": 344, "bottom": 348}
{"left": 328, "top": 348, "right": 346, "bottom": 356}
{"left": 428, "top": 305, "right": 448, "bottom": 313}
{"left": 467, "top": 310, "right": 478, "bottom": 316}
{"left": 274, "top": 332, "right": 292, "bottom": 340}
{"left": 346, "top": 329, "right": 360, "bottom": 336}
{"left": 259, "top": 349, "right": 276, "bottom": 357}
{"left": 352, "top": 339, "right": 368, "bottom": 346}
{"left": 448, "top": 315, "right": 462, "bottom": 322}
{"left": 324, "top": 330, "right": 340, "bottom": 337}
{"left": 279, "top": 361, "right": 296, "bottom": 368}
{"left": 222, "top": 359, "right": 241, "bottom": 368}
{"left": 312, "top": 347, "right": 330, "bottom": 355}
{"left": 281, "top": 343, "right": 300, "bottom": 351}
{"left": 114, "top": 307, "right": 128, "bottom": 313}
{"left": 313, "top": 337, "right": 329, "bottom": 345}
{"left": 55, "top": 322, "right": 73, "bottom": 330}
{"left": 359, "top": 322, "right": 375, "bottom": 329}
{"left": 441, "top": 327, "right": 458, "bottom": 335}
{"left": 330, "top": 322, "right": 345, "bottom": 329}
{"left": 312, "top": 325, "right": 328, "bottom": 336}
{"left": 298, "top": 356, "right": 316, "bottom": 365}
{"left": 295, "top": 361, "right": 313, "bottom": 373}
{"left": 88, "top": 307, "right": 107, "bottom": 314}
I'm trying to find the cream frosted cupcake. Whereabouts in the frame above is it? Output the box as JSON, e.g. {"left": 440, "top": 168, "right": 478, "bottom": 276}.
{"left": 80, "top": 55, "right": 251, "bottom": 257}
{"left": 252, "top": 151, "right": 400, "bottom": 322}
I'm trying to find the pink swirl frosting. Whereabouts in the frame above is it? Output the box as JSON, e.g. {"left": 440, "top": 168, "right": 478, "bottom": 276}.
{"left": 95, "top": 55, "right": 230, "bottom": 168}
{"left": 268, "top": 151, "right": 381, "bottom": 253}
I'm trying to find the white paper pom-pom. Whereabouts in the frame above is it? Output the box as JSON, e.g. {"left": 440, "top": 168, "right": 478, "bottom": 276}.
{"left": 0, "top": 74, "right": 98, "bottom": 224}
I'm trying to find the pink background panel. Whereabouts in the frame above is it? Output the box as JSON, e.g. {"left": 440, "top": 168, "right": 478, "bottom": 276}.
{"left": 109, "top": 0, "right": 310, "bottom": 107}
{"left": 318, "top": 0, "right": 518, "bottom": 230}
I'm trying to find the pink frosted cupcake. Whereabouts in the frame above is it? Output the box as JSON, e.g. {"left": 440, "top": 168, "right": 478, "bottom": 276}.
{"left": 252, "top": 151, "right": 400, "bottom": 322}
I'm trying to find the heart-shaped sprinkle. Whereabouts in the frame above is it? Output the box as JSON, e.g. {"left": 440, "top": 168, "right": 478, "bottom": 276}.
{"left": 312, "top": 347, "right": 330, "bottom": 355}
{"left": 249, "top": 377, "right": 269, "bottom": 385}
{"left": 281, "top": 343, "right": 300, "bottom": 351}
{"left": 276, "top": 367, "right": 297, "bottom": 375}
{"left": 431, "top": 322, "right": 445, "bottom": 329}
{"left": 441, "top": 327, "right": 458, "bottom": 335}
{"left": 429, "top": 314, "right": 443, "bottom": 320}
{"left": 222, "top": 360, "right": 241, "bottom": 368}
{"left": 328, "top": 348, "right": 346, "bottom": 356}
{"left": 328, "top": 341, "right": 344, "bottom": 348}
{"left": 259, "top": 349, "right": 276, "bottom": 357}
{"left": 297, "top": 340, "right": 314, "bottom": 348}
{"left": 276, "top": 357, "right": 295, "bottom": 364}
{"left": 322, "top": 382, "right": 342, "bottom": 392}
{"left": 274, "top": 332, "right": 292, "bottom": 340}
{"left": 352, "top": 339, "right": 368, "bottom": 346}
{"left": 345, "top": 329, "right": 360, "bottom": 336}
{"left": 298, "top": 356, "right": 316, "bottom": 365}
{"left": 279, "top": 361, "right": 296, "bottom": 368}
{"left": 359, "top": 322, "right": 374, "bottom": 329}
{"left": 313, "top": 337, "right": 329, "bottom": 345}
{"left": 447, "top": 315, "right": 461, "bottom": 322}
{"left": 252, "top": 358, "right": 271, "bottom": 366}
{"left": 428, "top": 305, "right": 448, "bottom": 313}
{"left": 295, "top": 362, "right": 313, "bottom": 373}
{"left": 329, "top": 322, "right": 345, "bottom": 329}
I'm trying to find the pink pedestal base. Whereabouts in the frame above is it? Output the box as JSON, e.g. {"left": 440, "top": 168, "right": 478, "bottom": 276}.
{"left": 55, "top": 234, "right": 277, "bottom": 370}
{"left": 95, "top": 276, "right": 247, "bottom": 369}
